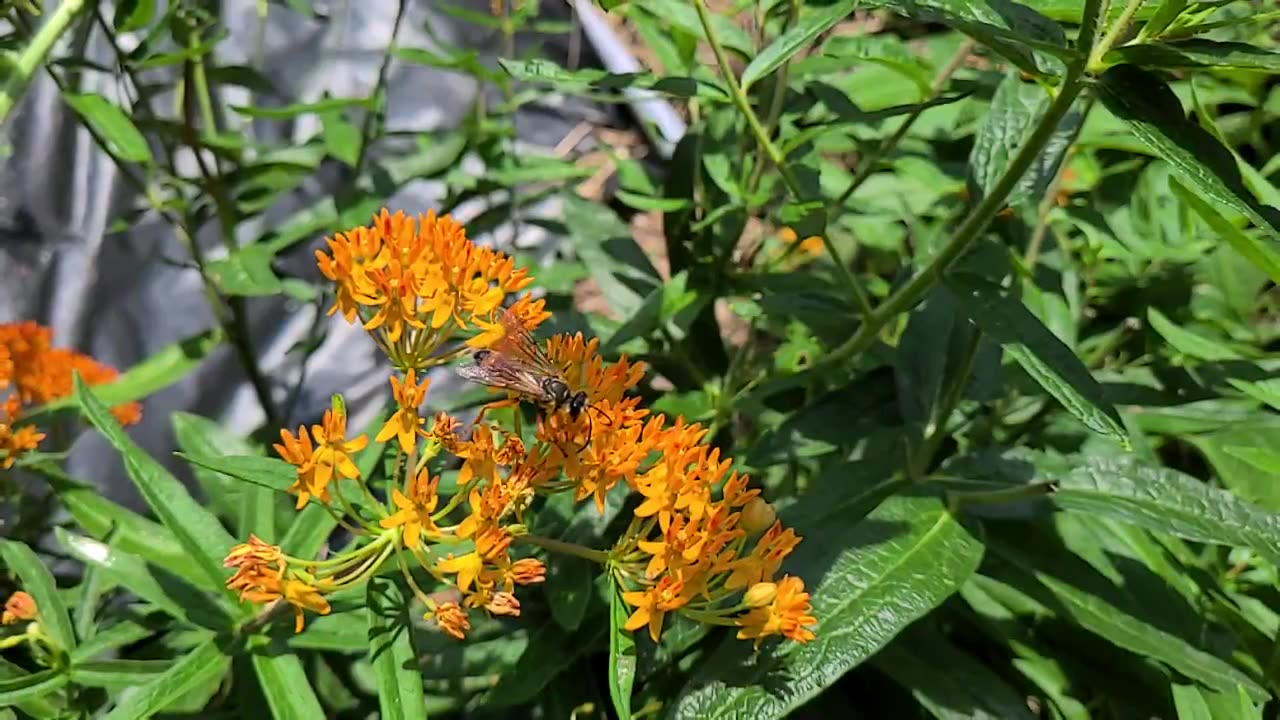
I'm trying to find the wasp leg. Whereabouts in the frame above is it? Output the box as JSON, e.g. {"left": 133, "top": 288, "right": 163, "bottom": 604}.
{"left": 475, "top": 396, "right": 522, "bottom": 427}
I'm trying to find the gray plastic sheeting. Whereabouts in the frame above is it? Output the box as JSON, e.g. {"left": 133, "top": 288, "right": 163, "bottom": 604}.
{"left": 0, "top": 0, "right": 630, "bottom": 515}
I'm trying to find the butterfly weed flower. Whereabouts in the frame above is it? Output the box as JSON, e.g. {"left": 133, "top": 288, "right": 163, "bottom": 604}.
{"left": 227, "top": 207, "right": 814, "bottom": 649}
{"left": 1, "top": 591, "right": 36, "bottom": 625}
{"left": 0, "top": 321, "right": 141, "bottom": 467}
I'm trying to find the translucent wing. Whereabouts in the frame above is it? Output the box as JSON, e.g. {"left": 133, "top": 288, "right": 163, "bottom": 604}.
{"left": 457, "top": 349, "right": 553, "bottom": 402}
{"left": 492, "top": 305, "right": 561, "bottom": 378}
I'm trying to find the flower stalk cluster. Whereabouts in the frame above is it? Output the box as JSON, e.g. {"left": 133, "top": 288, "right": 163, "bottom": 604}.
{"left": 224, "top": 209, "right": 816, "bottom": 648}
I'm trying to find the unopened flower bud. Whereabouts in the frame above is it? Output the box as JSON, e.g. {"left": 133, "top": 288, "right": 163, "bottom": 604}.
{"left": 740, "top": 497, "right": 776, "bottom": 535}
{"left": 744, "top": 582, "right": 777, "bottom": 608}
{"left": 2, "top": 591, "right": 37, "bottom": 625}
{"left": 331, "top": 393, "right": 346, "bottom": 415}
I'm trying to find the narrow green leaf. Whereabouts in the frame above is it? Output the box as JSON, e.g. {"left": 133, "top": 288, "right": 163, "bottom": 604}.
{"left": 367, "top": 577, "right": 428, "bottom": 720}
{"left": 1171, "top": 178, "right": 1280, "bottom": 286}
{"left": 671, "top": 494, "right": 984, "bottom": 718}
{"left": 821, "top": 35, "right": 933, "bottom": 96}
{"left": 608, "top": 582, "right": 637, "bottom": 720}
{"left": 229, "top": 97, "right": 370, "bottom": 119}
{"left": 1146, "top": 307, "right": 1246, "bottom": 362}
{"left": 250, "top": 643, "right": 326, "bottom": 720}
{"left": 1050, "top": 455, "right": 1280, "bottom": 568}
{"left": 483, "top": 621, "right": 605, "bottom": 707}
{"left": 741, "top": 0, "right": 865, "bottom": 91}
{"left": 1139, "top": 0, "right": 1188, "bottom": 38}
{"left": 205, "top": 245, "right": 288, "bottom": 298}
{"left": 0, "top": 659, "right": 60, "bottom": 718}
{"left": 1223, "top": 446, "right": 1280, "bottom": 475}
{"left": 873, "top": 624, "right": 1037, "bottom": 720}
{"left": 0, "top": 540, "right": 76, "bottom": 651}
{"left": 0, "top": 670, "right": 68, "bottom": 707}
{"left": 32, "top": 463, "right": 201, "bottom": 587}
{"left": 179, "top": 452, "right": 294, "bottom": 493}
{"left": 69, "top": 660, "right": 170, "bottom": 689}
{"left": 945, "top": 274, "right": 1129, "bottom": 446}
{"left": 31, "top": 328, "right": 221, "bottom": 414}
{"left": 71, "top": 619, "right": 157, "bottom": 663}
{"left": 62, "top": 93, "right": 151, "bottom": 163}
{"left": 100, "top": 639, "right": 229, "bottom": 720}
{"left": 1173, "top": 684, "right": 1215, "bottom": 720}
{"left": 968, "top": 71, "right": 1081, "bottom": 208}
{"left": 55, "top": 529, "right": 233, "bottom": 631}
{"left": 113, "top": 0, "right": 156, "bottom": 32}
{"left": 172, "top": 413, "right": 276, "bottom": 540}
{"left": 1108, "top": 40, "right": 1280, "bottom": 71}
{"left": 74, "top": 376, "right": 234, "bottom": 591}
{"left": 496, "top": 58, "right": 726, "bottom": 100}
{"left": 1097, "top": 65, "right": 1280, "bottom": 238}
{"left": 548, "top": 556, "right": 593, "bottom": 631}
{"left": 321, "top": 111, "right": 361, "bottom": 167}
{"left": 636, "top": 0, "right": 755, "bottom": 56}
{"left": 876, "top": 0, "right": 1070, "bottom": 77}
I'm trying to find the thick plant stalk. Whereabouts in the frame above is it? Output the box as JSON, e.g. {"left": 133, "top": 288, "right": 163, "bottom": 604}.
{"left": 0, "top": 0, "right": 87, "bottom": 122}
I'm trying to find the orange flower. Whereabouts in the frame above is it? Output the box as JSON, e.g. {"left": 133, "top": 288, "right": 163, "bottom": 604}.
{"left": 508, "top": 558, "right": 546, "bottom": 586}
{"left": 429, "top": 601, "right": 471, "bottom": 639}
{"left": 315, "top": 209, "right": 535, "bottom": 368}
{"left": 735, "top": 575, "right": 816, "bottom": 648}
{"left": 777, "top": 226, "right": 824, "bottom": 258}
{"left": 724, "top": 521, "right": 801, "bottom": 591}
{"left": 484, "top": 591, "right": 521, "bottom": 617}
{"left": 0, "top": 415, "right": 45, "bottom": 469}
{"left": 622, "top": 575, "right": 693, "bottom": 642}
{"left": 274, "top": 425, "right": 322, "bottom": 508}
{"left": 380, "top": 469, "right": 440, "bottom": 548}
{"left": 282, "top": 578, "right": 332, "bottom": 633}
{"left": 2, "top": 591, "right": 37, "bottom": 625}
{"left": 375, "top": 371, "right": 429, "bottom": 454}
{"left": 310, "top": 407, "right": 368, "bottom": 495}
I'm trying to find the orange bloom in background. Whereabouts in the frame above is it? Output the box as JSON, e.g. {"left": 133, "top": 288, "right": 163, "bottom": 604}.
{"left": 777, "top": 226, "right": 824, "bottom": 258}
{"left": 0, "top": 321, "right": 141, "bottom": 467}
{"left": 380, "top": 469, "right": 440, "bottom": 547}
{"left": 376, "top": 371, "right": 429, "bottom": 454}
{"left": 2, "top": 591, "right": 37, "bottom": 625}
{"left": 735, "top": 575, "right": 817, "bottom": 648}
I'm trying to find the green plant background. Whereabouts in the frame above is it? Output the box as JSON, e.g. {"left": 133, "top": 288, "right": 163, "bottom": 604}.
{"left": 3, "top": 0, "right": 1280, "bottom": 718}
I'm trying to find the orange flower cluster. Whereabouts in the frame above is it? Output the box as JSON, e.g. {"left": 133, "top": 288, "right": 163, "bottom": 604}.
{"left": 223, "top": 208, "right": 814, "bottom": 649}
{"left": 0, "top": 322, "right": 141, "bottom": 468}
{"left": 224, "top": 536, "right": 332, "bottom": 632}
{"left": 316, "top": 209, "right": 535, "bottom": 369}
{"left": 1, "top": 590, "right": 37, "bottom": 625}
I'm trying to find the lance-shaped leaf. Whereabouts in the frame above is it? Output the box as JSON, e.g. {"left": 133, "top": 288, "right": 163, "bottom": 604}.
{"left": 0, "top": 540, "right": 76, "bottom": 651}
{"left": 366, "top": 577, "right": 427, "bottom": 720}
{"left": 100, "top": 638, "right": 229, "bottom": 720}
{"left": 608, "top": 581, "right": 638, "bottom": 720}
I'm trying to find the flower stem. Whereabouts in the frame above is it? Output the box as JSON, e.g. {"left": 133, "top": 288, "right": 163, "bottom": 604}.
{"left": 0, "top": 0, "right": 87, "bottom": 122}
{"left": 517, "top": 534, "right": 610, "bottom": 564}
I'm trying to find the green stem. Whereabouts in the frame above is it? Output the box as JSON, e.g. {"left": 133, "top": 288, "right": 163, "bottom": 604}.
{"left": 353, "top": 0, "right": 408, "bottom": 178}
{"left": 0, "top": 0, "right": 87, "bottom": 122}
{"left": 1087, "top": 0, "right": 1145, "bottom": 71}
{"left": 691, "top": 0, "right": 872, "bottom": 319}
{"left": 787, "top": 61, "right": 1089, "bottom": 385}
{"left": 517, "top": 534, "right": 610, "bottom": 564}
{"left": 944, "top": 481, "right": 1057, "bottom": 513}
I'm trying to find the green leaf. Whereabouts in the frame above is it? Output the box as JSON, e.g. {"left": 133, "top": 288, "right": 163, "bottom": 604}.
{"left": 671, "top": 494, "right": 983, "bottom": 718}
{"left": 172, "top": 413, "right": 277, "bottom": 541}
{"left": 1171, "top": 178, "right": 1280, "bottom": 286}
{"left": 1223, "top": 445, "right": 1280, "bottom": 475}
{"left": 945, "top": 274, "right": 1129, "bottom": 446}
{"left": 1049, "top": 455, "right": 1280, "bottom": 568}
{"left": 483, "top": 620, "right": 605, "bottom": 707}
{"left": 1173, "top": 684, "right": 1214, "bottom": 720}
{"left": 0, "top": 669, "right": 68, "bottom": 708}
{"left": 0, "top": 659, "right": 61, "bottom": 718}
{"left": 366, "top": 578, "right": 427, "bottom": 720}
{"left": 69, "top": 660, "right": 170, "bottom": 689}
{"left": 31, "top": 328, "right": 222, "bottom": 414}
{"left": 250, "top": 643, "right": 326, "bottom": 720}
{"left": 636, "top": 0, "right": 755, "bottom": 57}
{"left": 113, "top": 0, "right": 155, "bottom": 32}
{"left": 821, "top": 35, "right": 934, "bottom": 96}
{"left": 56, "top": 529, "right": 233, "bottom": 630}
{"left": 1096, "top": 65, "right": 1280, "bottom": 238}
{"left": 1108, "top": 40, "right": 1280, "bottom": 72}
{"left": 229, "top": 96, "right": 371, "bottom": 119}
{"left": 179, "top": 452, "right": 294, "bottom": 493}
{"left": 205, "top": 246, "right": 291, "bottom": 298}
{"left": 873, "top": 624, "right": 1038, "bottom": 720}
{"left": 321, "top": 110, "right": 361, "bottom": 167}
{"left": 741, "top": 0, "right": 866, "bottom": 91}
{"left": 1186, "top": 424, "right": 1280, "bottom": 511}
{"left": 877, "top": 0, "right": 1070, "bottom": 77}
{"left": 968, "top": 71, "right": 1081, "bottom": 208}
{"left": 608, "top": 582, "right": 637, "bottom": 720}
{"left": 71, "top": 619, "right": 157, "bottom": 663}
{"left": 497, "top": 58, "right": 727, "bottom": 100}
{"left": 62, "top": 92, "right": 151, "bottom": 163}
{"left": 74, "top": 376, "right": 235, "bottom": 591}
{"left": 1146, "top": 307, "right": 1246, "bottom": 362}
{"left": 100, "top": 638, "right": 229, "bottom": 720}
{"left": 0, "top": 541, "right": 75, "bottom": 651}
{"left": 547, "top": 555, "right": 593, "bottom": 632}
{"left": 32, "top": 463, "right": 201, "bottom": 587}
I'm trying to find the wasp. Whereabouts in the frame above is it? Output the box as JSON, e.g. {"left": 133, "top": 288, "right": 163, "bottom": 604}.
{"left": 456, "top": 306, "right": 601, "bottom": 439}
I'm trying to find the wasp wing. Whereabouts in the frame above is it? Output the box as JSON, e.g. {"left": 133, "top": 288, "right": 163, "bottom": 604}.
{"left": 456, "top": 350, "right": 553, "bottom": 402}
{"left": 492, "top": 305, "right": 562, "bottom": 378}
